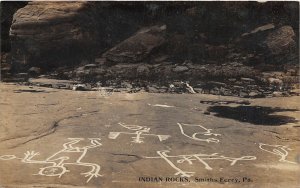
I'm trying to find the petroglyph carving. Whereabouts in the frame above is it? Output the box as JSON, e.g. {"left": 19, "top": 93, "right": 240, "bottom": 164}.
{"left": 0, "top": 138, "right": 102, "bottom": 183}
{"left": 148, "top": 103, "right": 175, "bottom": 108}
{"left": 177, "top": 123, "right": 221, "bottom": 143}
{"left": 109, "top": 122, "right": 170, "bottom": 144}
{"left": 145, "top": 150, "right": 256, "bottom": 177}
{"left": 259, "top": 143, "right": 297, "bottom": 164}
{"left": 0, "top": 155, "right": 21, "bottom": 160}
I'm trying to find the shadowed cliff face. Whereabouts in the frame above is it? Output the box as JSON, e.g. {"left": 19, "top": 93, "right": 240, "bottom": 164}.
{"left": 0, "top": 1, "right": 27, "bottom": 52}
{"left": 7, "top": 2, "right": 150, "bottom": 70}
{"left": 1, "top": 2, "right": 299, "bottom": 97}
{"left": 6, "top": 2, "right": 298, "bottom": 69}
{"left": 9, "top": 2, "right": 98, "bottom": 70}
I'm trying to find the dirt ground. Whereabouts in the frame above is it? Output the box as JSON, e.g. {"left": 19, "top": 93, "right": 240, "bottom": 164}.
{"left": 0, "top": 82, "right": 299, "bottom": 188}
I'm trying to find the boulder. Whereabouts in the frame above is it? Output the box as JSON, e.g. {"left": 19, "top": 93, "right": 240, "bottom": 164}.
{"left": 103, "top": 25, "right": 166, "bottom": 64}
{"left": 28, "top": 67, "right": 42, "bottom": 77}
{"left": 205, "top": 44, "right": 228, "bottom": 59}
{"left": 239, "top": 24, "right": 297, "bottom": 64}
{"left": 136, "top": 65, "right": 150, "bottom": 77}
{"left": 9, "top": 2, "right": 100, "bottom": 70}
{"left": 264, "top": 26, "right": 296, "bottom": 56}
{"left": 173, "top": 66, "right": 189, "bottom": 72}
{"left": 9, "top": 2, "right": 170, "bottom": 71}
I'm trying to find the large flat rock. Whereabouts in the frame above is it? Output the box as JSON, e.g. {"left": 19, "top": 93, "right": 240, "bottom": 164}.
{"left": 0, "top": 83, "right": 299, "bottom": 187}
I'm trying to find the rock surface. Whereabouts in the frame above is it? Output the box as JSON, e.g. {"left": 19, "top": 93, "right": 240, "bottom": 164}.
{"left": 239, "top": 25, "right": 298, "bottom": 64}
{"left": 2, "top": 2, "right": 299, "bottom": 98}
{"left": 265, "top": 26, "right": 296, "bottom": 56}
{"left": 0, "top": 83, "right": 299, "bottom": 187}
{"left": 9, "top": 2, "right": 99, "bottom": 70}
{"left": 103, "top": 25, "right": 167, "bottom": 64}
{"left": 0, "top": 3, "right": 299, "bottom": 187}
{"left": 8, "top": 2, "right": 149, "bottom": 68}
{"left": 7, "top": 2, "right": 299, "bottom": 68}
{"left": 0, "top": 2, "right": 27, "bottom": 52}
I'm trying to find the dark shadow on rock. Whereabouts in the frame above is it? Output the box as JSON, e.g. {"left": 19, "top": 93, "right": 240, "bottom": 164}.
{"left": 200, "top": 100, "right": 251, "bottom": 105}
{"left": 13, "top": 89, "right": 55, "bottom": 93}
{"left": 207, "top": 105, "right": 298, "bottom": 125}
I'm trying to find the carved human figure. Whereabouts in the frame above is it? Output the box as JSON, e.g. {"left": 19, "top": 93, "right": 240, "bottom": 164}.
{"left": 0, "top": 138, "right": 102, "bottom": 183}
{"left": 145, "top": 150, "right": 256, "bottom": 177}
{"left": 109, "top": 123, "right": 170, "bottom": 143}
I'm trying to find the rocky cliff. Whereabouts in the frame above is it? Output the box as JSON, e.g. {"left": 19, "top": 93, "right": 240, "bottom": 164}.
{"left": 8, "top": 2, "right": 154, "bottom": 70}
{"left": 1, "top": 1, "right": 299, "bottom": 97}
{"left": 9, "top": 2, "right": 98, "bottom": 70}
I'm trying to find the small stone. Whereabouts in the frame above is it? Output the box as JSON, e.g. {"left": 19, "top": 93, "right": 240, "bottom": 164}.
{"left": 203, "top": 111, "right": 210, "bottom": 115}
{"left": 228, "top": 78, "right": 236, "bottom": 82}
{"left": 137, "top": 65, "right": 150, "bottom": 76}
{"left": 72, "top": 84, "right": 91, "bottom": 91}
{"left": 147, "top": 86, "right": 159, "bottom": 93}
{"left": 52, "top": 83, "right": 68, "bottom": 89}
{"left": 287, "top": 69, "right": 297, "bottom": 76}
{"left": 96, "top": 87, "right": 114, "bottom": 92}
{"left": 208, "top": 81, "right": 226, "bottom": 87}
{"left": 28, "top": 67, "right": 41, "bottom": 76}
{"left": 241, "top": 77, "right": 255, "bottom": 82}
{"left": 248, "top": 91, "right": 259, "bottom": 97}
{"left": 239, "top": 92, "right": 248, "bottom": 98}
{"left": 158, "top": 88, "right": 168, "bottom": 93}
{"left": 233, "top": 85, "right": 244, "bottom": 89}
{"left": 173, "top": 81, "right": 185, "bottom": 87}
{"left": 132, "top": 87, "right": 141, "bottom": 93}
{"left": 236, "top": 100, "right": 251, "bottom": 105}
{"left": 193, "top": 88, "right": 203, "bottom": 93}
{"left": 16, "top": 73, "right": 28, "bottom": 78}
{"left": 96, "top": 82, "right": 102, "bottom": 87}
{"left": 222, "top": 89, "right": 232, "bottom": 96}
{"left": 271, "top": 71, "right": 284, "bottom": 77}
{"left": 272, "top": 91, "right": 283, "bottom": 97}
{"left": 173, "top": 66, "right": 189, "bottom": 72}
{"left": 84, "top": 64, "right": 97, "bottom": 69}
{"left": 121, "top": 82, "right": 133, "bottom": 89}
{"left": 268, "top": 78, "right": 283, "bottom": 85}
{"left": 210, "top": 88, "right": 220, "bottom": 95}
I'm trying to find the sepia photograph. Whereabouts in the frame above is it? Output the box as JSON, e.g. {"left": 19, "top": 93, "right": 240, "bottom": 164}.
{"left": 0, "top": 1, "right": 299, "bottom": 187}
